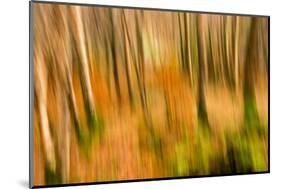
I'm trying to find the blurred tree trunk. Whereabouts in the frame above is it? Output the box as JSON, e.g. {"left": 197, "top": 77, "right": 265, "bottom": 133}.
{"left": 109, "top": 9, "right": 121, "bottom": 103}
{"left": 235, "top": 17, "right": 240, "bottom": 93}
{"left": 178, "top": 13, "right": 185, "bottom": 71}
{"left": 121, "top": 10, "right": 134, "bottom": 106}
{"left": 186, "top": 14, "right": 194, "bottom": 86}
{"left": 196, "top": 15, "right": 209, "bottom": 123}
{"left": 72, "top": 6, "right": 96, "bottom": 118}
{"left": 244, "top": 18, "right": 258, "bottom": 97}
{"left": 34, "top": 53, "right": 56, "bottom": 173}
{"left": 135, "top": 11, "right": 153, "bottom": 128}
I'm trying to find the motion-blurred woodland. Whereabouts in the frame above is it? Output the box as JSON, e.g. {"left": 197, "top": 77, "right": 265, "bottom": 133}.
{"left": 33, "top": 3, "right": 268, "bottom": 186}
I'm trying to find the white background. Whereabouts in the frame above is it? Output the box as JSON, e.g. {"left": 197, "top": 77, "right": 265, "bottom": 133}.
{"left": 0, "top": 0, "right": 278, "bottom": 188}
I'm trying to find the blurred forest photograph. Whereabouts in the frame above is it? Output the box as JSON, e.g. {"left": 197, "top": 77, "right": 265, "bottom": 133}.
{"left": 32, "top": 2, "right": 269, "bottom": 187}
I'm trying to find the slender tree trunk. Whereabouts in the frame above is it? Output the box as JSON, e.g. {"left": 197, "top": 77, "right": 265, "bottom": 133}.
{"left": 178, "top": 13, "right": 185, "bottom": 70}
{"left": 109, "top": 9, "right": 121, "bottom": 103}
{"left": 35, "top": 54, "right": 56, "bottom": 173}
{"left": 235, "top": 17, "right": 240, "bottom": 92}
{"left": 187, "top": 14, "right": 193, "bottom": 86}
{"left": 121, "top": 11, "right": 134, "bottom": 105}
{"left": 73, "top": 6, "right": 95, "bottom": 113}
{"left": 135, "top": 11, "right": 152, "bottom": 129}
{"left": 196, "top": 15, "right": 208, "bottom": 123}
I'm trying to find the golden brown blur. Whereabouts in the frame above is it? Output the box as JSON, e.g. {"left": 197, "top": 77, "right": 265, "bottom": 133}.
{"left": 32, "top": 2, "right": 268, "bottom": 186}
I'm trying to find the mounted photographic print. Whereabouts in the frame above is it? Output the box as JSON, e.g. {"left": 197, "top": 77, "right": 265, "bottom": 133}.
{"left": 29, "top": 1, "right": 269, "bottom": 188}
